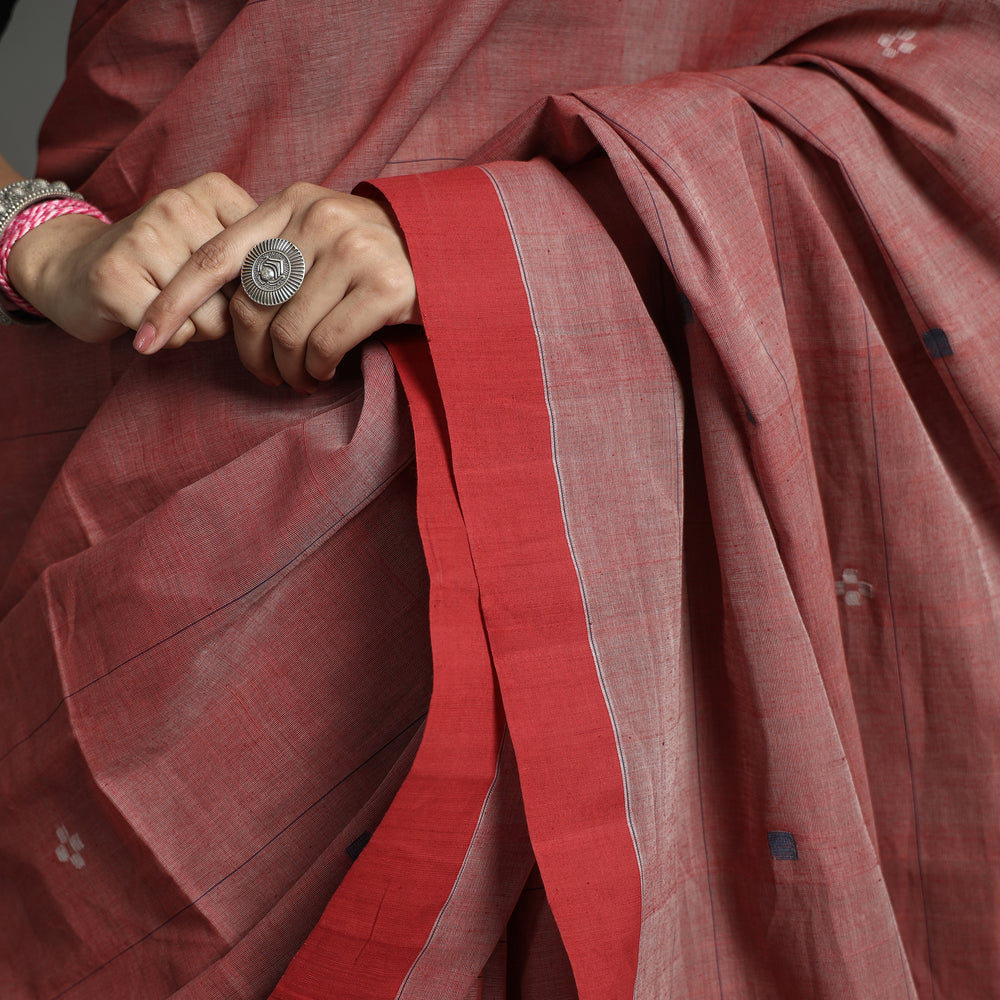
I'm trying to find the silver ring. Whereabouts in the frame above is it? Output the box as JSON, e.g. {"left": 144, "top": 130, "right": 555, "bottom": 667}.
{"left": 240, "top": 238, "right": 306, "bottom": 307}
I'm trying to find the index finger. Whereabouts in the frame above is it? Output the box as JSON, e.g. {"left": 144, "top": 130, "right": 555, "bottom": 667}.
{"left": 135, "top": 200, "right": 290, "bottom": 354}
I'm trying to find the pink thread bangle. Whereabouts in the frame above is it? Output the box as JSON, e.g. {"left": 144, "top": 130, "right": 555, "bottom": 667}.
{"left": 0, "top": 198, "right": 110, "bottom": 315}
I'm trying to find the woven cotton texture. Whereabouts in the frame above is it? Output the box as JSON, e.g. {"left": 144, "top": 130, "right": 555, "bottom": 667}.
{"left": 2, "top": 2, "right": 1000, "bottom": 998}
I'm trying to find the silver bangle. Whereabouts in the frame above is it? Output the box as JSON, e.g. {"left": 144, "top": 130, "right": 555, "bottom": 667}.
{"left": 0, "top": 178, "right": 84, "bottom": 326}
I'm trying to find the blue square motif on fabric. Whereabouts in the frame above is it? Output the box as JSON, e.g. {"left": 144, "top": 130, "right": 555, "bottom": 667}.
{"left": 923, "top": 327, "right": 953, "bottom": 358}
{"left": 768, "top": 830, "right": 799, "bottom": 861}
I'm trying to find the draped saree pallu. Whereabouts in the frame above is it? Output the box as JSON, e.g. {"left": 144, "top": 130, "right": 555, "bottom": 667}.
{"left": 2, "top": 1, "right": 1000, "bottom": 998}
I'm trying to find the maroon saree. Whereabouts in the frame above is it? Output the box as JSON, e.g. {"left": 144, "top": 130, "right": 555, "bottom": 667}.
{"left": 3, "top": 1, "right": 1000, "bottom": 997}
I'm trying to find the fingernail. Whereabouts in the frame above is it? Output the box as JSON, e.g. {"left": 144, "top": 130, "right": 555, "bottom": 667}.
{"left": 134, "top": 322, "right": 155, "bottom": 353}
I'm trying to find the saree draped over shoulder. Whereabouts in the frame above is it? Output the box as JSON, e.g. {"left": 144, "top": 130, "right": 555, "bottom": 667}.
{"left": 2, "top": 1, "right": 999, "bottom": 997}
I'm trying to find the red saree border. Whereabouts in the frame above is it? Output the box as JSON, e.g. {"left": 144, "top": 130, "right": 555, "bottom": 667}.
{"left": 271, "top": 310, "right": 508, "bottom": 995}
{"left": 375, "top": 166, "right": 642, "bottom": 1000}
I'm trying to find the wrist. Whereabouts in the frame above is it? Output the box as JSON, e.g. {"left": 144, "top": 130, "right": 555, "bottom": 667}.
{"left": 6, "top": 212, "right": 109, "bottom": 318}
{"left": 0, "top": 179, "right": 110, "bottom": 325}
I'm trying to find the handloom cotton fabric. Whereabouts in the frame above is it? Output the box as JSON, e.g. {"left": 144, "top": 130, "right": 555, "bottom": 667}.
{"left": 2, "top": 1, "right": 999, "bottom": 998}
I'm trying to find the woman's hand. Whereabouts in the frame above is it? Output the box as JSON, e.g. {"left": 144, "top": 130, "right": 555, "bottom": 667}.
{"left": 137, "top": 183, "right": 420, "bottom": 393}
{"left": 7, "top": 172, "right": 257, "bottom": 344}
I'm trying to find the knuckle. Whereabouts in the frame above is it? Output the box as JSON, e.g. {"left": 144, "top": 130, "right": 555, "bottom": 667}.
{"left": 268, "top": 316, "right": 302, "bottom": 351}
{"left": 303, "top": 195, "right": 347, "bottom": 231}
{"left": 166, "top": 320, "right": 196, "bottom": 345}
{"left": 143, "top": 289, "right": 179, "bottom": 325}
{"left": 88, "top": 250, "right": 129, "bottom": 291}
{"left": 190, "top": 304, "right": 230, "bottom": 342}
{"left": 196, "top": 171, "right": 231, "bottom": 195}
{"left": 146, "top": 186, "right": 178, "bottom": 209}
{"left": 191, "top": 238, "right": 232, "bottom": 277}
{"left": 285, "top": 181, "right": 318, "bottom": 204}
{"left": 364, "top": 265, "right": 415, "bottom": 320}
{"left": 229, "top": 294, "right": 261, "bottom": 328}
{"left": 374, "top": 264, "right": 412, "bottom": 297}
{"left": 274, "top": 183, "right": 305, "bottom": 214}
{"left": 307, "top": 354, "right": 342, "bottom": 383}
{"left": 307, "top": 363, "right": 338, "bottom": 384}
{"left": 124, "top": 216, "right": 166, "bottom": 253}
{"left": 335, "top": 226, "right": 379, "bottom": 260}
{"left": 150, "top": 187, "right": 195, "bottom": 221}
{"left": 307, "top": 329, "right": 345, "bottom": 375}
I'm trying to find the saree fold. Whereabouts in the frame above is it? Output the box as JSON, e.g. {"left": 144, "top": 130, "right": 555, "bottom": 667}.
{"left": 2, "top": 1, "right": 1000, "bottom": 997}
{"left": 278, "top": 21, "right": 1000, "bottom": 996}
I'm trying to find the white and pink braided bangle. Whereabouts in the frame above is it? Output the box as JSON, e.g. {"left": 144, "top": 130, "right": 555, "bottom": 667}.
{"left": 0, "top": 198, "right": 110, "bottom": 314}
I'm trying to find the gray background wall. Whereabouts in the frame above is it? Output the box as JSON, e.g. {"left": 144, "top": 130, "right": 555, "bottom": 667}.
{"left": 0, "top": 0, "right": 78, "bottom": 174}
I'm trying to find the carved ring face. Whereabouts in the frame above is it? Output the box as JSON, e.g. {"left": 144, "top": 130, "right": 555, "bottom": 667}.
{"left": 241, "top": 238, "right": 306, "bottom": 307}
{"left": 253, "top": 253, "right": 289, "bottom": 288}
